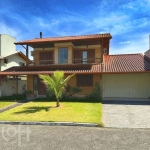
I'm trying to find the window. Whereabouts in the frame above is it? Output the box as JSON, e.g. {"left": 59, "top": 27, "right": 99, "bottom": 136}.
{"left": 58, "top": 48, "right": 68, "bottom": 64}
{"left": 76, "top": 74, "right": 93, "bottom": 87}
{"left": 74, "top": 50, "right": 95, "bottom": 64}
{"left": 82, "top": 51, "right": 87, "bottom": 64}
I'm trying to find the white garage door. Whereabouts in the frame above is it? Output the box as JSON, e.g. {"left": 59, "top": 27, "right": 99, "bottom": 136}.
{"left": 103, "top": 73, "right": 150, "bottom": 100}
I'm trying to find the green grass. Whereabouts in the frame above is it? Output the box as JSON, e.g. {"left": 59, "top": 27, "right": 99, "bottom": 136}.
{"left": 0, "top": 100, "right": 102, "bottom": 125}
{"left": 0, "top": 100, "right": 17, "bottom": 109}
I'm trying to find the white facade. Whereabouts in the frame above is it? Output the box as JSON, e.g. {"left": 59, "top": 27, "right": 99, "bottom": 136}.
{"left": 0, "top": 34, "right": 16, "bottom": 56}
{"left": 1, "top": 54, "right": 26, "bottom": 71}
{"left": 102, "top": 73, "right": 150, "bottom": 100}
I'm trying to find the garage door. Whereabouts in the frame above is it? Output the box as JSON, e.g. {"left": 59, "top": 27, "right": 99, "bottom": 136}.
{"left": 103, "top": 73, "right": 150, "bottom": 99}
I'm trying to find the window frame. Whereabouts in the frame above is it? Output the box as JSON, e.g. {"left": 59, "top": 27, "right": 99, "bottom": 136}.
{"left": 58, "top": 47, "right": 68, "bottom": 64}
{"left": 76, "top": 74, "right": 93, "bottom": 87}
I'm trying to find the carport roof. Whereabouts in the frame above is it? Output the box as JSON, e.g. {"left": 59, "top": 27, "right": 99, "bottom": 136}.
{"left": 1, "top": 53, "right": 150, "bottom": 75}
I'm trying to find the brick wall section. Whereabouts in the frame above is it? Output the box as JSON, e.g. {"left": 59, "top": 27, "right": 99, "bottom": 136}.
{"left": 68, "top": 45, "right": 73, "bottom": 64}
{"left": 34, "top": 51, "right": 39, "bottom": 65}
{"left": 27, "top": 75, "right": 33, "bottom": 94}
{"left": 67, "top": 74, "right": 100, "bottom": 95}
{"left": 54, "top": 47, "right": 58, "bottom": 64}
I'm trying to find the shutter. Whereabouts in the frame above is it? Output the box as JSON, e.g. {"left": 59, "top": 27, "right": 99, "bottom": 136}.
{"left": 74, "top": 50, "right": 82, "bottom": 64}
{"left": 39, "top": 51, "right": 53, "bottom": 65}
{"left": 87, "top": 50, "right": 95, "bottom": 63}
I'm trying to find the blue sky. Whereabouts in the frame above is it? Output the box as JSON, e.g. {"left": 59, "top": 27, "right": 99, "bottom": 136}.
{"left": 0, "top": 0, "right": 150, "bottom": 56}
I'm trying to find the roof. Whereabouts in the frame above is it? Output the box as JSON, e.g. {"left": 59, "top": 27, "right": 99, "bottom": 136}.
{"left": 0, "top": 51, "right": 32, "bottom": 63}
{"left": 103, "top": 54, "right": 150, "bottom": 72}
{"left": 15, "top": 33, "right": 112, "bottom": 45}
{"left": 1, "top": 53, "right": 150, "bottom": 75}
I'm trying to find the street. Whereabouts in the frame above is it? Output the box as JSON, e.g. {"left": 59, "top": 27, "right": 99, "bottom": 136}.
{"left": 0, "top": 124, "right": 150, "bottom": 150}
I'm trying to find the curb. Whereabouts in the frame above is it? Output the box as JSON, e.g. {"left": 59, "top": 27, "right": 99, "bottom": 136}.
{"left": 0, "top": 121, "right": 101, "bottom": 127}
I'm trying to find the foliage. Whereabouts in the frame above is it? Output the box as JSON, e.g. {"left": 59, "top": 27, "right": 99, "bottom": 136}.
{"left": 39, "top": 71, "right": 75, "bottom": 107}
{"left": 85, "top": 82, "right": 101, "bottom": 101}
{"left": 0, "top": 94, "right": 26, "bottom": 101}
{"left": 71, "top": 86, "right": 82, "bottom": 96}
{"left": 22, "top": 85, "right": 32, "bottom": 97}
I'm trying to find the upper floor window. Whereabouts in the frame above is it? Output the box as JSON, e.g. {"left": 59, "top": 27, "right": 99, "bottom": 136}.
{"left": 58, "top": 48, "right": 68, "bottom": 64}
{"left": 82, "top": 51, "right": 87, "bottom": 64}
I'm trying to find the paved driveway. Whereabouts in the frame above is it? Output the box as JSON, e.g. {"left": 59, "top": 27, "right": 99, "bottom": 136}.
{"left": 102, "top": 101, "right": 150, "bottom": 128}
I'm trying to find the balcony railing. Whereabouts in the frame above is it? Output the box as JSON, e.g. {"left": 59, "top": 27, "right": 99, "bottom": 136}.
{"left": 73, "top": 58, "right": 101, "bottom": 64}
{"left": 32, "top": 58, "right": 101, "bottom": 66}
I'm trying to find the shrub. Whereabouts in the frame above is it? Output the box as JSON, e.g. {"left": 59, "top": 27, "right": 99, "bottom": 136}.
{"left": 71, "top": 86, "right": 82, "bottom": 97}
{"left": 85, "top": 82, "right": 101, "bottom": 101}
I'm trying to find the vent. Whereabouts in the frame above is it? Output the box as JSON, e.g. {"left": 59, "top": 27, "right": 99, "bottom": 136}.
{"left": 4, "top": 58, "right": 8, "bottom": 63}
{"left": 19, "top": 62, "right": 25, "bottom": 66}
{"left": 31, "top": 51, "right": 34, "bottom": 56}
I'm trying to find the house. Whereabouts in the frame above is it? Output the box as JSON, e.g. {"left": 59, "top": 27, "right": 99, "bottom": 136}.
{"left": 1, "top": 33, "right": 150, "bottom": 100}
{"left": 0, "top": 34, "right": 32, "bottom": 96}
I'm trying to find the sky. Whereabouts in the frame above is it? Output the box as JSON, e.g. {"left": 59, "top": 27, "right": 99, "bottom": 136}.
{"left": 0, "top": 0, "right": 150, "bottom": 57}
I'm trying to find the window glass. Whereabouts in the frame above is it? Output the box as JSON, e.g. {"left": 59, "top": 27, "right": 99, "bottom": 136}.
{"left": 58, "top": 48, "right": 68, "bottom": 64}
{"left": 82, "top": 51, "right": 87, "bottom": 64}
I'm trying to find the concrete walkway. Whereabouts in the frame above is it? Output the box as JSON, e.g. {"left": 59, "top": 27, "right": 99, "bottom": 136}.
{"left": 102, "top": 100, "right": 150, "bottom": 128}
{"left": 0, "top": 99, "right": 33, "bottom": 113}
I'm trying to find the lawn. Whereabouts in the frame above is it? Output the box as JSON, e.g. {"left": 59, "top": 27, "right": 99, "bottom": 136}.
{"left": 0, "top": 100, "right": 17, "bottom": 109}
{"left": 0, "top": 100, "right": 102, "bottom": 125}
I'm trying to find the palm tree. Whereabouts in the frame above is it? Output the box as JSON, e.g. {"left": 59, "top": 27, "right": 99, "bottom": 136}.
{"left": 39, "top": 71, "right": 75, "bottom": 107}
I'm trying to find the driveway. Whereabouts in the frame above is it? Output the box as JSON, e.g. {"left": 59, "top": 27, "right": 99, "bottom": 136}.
{"left": 102, "top": 100, "right": 150, "bottom": 128}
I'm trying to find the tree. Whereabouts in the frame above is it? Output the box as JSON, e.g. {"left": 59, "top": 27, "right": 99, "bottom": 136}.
{"left": 39, "top": 71, "right": 75, "bottom": 107}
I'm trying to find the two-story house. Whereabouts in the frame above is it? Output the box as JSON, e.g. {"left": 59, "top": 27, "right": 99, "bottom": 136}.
{"left": 1, "top": 33, "right": 150, "bottom": 100}
{"left": 14, "top": 33, "right": 111, "bottom": 97}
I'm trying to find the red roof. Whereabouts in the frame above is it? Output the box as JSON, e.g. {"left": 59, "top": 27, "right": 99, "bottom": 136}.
{"left": 1, "top": 54, "right": 150, "bottom": 75}
{"left": 103, "top": 54, "right": 150, "bottom": 72}
{"left": 15, "top": 33, "right": 112, "bottom": 45}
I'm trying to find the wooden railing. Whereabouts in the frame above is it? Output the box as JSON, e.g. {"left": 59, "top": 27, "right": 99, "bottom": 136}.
{"left": 32, "top": 58, "right": 101, "bottom": 65}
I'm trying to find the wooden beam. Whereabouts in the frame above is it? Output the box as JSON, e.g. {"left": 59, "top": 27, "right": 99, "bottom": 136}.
{"left": 15, "top": 75, "right": 18, "bottom": 94}
{"left": 26, "top": 45, "right": 29, "bottom": 65}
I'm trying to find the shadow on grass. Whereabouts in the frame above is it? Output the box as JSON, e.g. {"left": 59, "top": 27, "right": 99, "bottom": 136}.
{"left": 13, "top": 106, "right": 51, "bottom": 114}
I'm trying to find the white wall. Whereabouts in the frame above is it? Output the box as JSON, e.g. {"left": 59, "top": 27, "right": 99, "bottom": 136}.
{"left": 0, "top": 34, "right": 16, "bottom": 56}
{"left": 0, "top": 80, "right": 27, "bottom": 96}
{"left": 1, "top": 54, "right": 26, "bottom": 71}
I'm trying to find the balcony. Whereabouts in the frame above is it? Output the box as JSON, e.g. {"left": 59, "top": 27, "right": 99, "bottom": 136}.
{"left": 32, "top": 57, "right": 101, "bottom": 66}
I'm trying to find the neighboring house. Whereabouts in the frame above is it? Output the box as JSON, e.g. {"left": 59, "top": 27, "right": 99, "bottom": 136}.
{"left": 145, "top": 49, "right": 150, "bottom": 58}
{"left": 0, "top": 34, "right": 32, "bottom": 96}
{"left": 1, "top": 33, "right": 150, "bottom": 100}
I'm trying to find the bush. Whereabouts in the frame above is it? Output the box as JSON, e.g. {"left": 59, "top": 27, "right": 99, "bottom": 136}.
{"left": 85, "top": 82, "right": 102, "bottom": 101}
{"left": 71, "top": 86, "right": 82, "bottom": 97}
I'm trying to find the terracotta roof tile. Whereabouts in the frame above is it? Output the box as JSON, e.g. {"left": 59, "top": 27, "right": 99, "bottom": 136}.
{"left": 15, "top": 33, "right": 112, "bottom": 45}
{"left": 103, "top": 54, "right": 150, "bottom": 72}
{"left": 1, "top": 54, "right": 150, "bottom": 75}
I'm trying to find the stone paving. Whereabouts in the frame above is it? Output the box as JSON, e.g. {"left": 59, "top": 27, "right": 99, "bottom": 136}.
{"left": 102, "top": 101, "right": 150, "bottom": 128}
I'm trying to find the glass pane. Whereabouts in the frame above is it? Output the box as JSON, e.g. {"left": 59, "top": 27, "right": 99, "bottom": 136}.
{"left": 82, "top": 51, "right": 87, "bottom": 64}
{"left": 58, "top": 48, "right": 68, "bottom": 64}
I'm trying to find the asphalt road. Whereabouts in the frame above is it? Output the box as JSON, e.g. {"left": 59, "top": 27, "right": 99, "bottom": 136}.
{"left": 0, "top": 124, "right": 150, "bottom": 150}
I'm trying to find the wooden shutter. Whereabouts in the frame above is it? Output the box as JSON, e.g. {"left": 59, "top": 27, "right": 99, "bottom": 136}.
{"left": 87, "top": 50, "right": 95, "bottom": 63}
{"left": 39, "top": 51, "right": 53, "bottom": 65}
{"left": 74, "top": 50, "right": 82, "bottom": 64}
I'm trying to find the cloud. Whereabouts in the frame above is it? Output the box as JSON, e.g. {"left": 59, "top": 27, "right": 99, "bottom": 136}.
{"left": 0, "top": 22, "right": 20, "bottom": 38}
{"left": 110, "top": 34, "right": 149, "bottom": 54}
{"left": 119, "top": 41, "right": 130, "bottom": 44}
